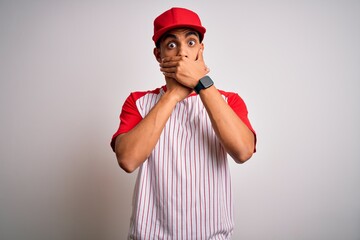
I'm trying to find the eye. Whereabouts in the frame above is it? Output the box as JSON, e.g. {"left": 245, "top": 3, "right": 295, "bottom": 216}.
{"left": 188, "top": 40, "right": 196, "bottom": 46}
{"left": 167, "top": 42, "right": 177, "bottom": 49}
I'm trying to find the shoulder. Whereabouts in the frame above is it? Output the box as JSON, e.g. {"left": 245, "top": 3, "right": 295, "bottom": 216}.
{"left": 217, "top": 89, "right": 243, "bottom": 101}
{"left": 217, "top": 89, "right": 248, "bottom": 110}
{"left": 126, "top": 86, "right": 165, "bottom": 102}
{"left": 218, "top": 89, "right": 238, "bottom": 97}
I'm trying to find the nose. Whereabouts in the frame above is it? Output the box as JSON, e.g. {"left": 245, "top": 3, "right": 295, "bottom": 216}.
{"left": 177, "top": 44, "right": 188, "bottom": 58}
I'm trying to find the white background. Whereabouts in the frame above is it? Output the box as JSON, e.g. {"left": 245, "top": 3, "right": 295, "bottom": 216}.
{"left": 1, "top": 0, "right": 359, "bottom": 239}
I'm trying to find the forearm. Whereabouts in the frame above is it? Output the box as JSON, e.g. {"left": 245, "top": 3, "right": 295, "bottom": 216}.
{"left": 199, "top": 85, "right": 255, "bottom": 163}
{"left": 115, "top": 91, "right": 178, "bottom": 173}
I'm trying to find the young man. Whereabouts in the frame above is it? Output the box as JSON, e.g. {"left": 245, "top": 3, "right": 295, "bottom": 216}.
{"left": 111, "top": 7, "right": 256, "bottom": 239}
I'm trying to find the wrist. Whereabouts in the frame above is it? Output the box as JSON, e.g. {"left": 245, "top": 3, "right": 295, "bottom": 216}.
{"left": 194, "top": 76, "right": 214, "bottom": 94}
{"left": 163, "top": 87, "right": 191, "bottom": 103}
{"left": 162, "top": 90, "right": 180, "bottom": 103}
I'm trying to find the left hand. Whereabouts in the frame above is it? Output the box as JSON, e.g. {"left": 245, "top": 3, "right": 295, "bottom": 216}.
{"left": 160, "top": 49, "right": 210, "bottom": 88}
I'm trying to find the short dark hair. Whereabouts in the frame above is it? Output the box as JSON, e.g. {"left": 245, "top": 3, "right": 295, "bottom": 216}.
{"left": 155, "top": 28, "right": 202, "bottom": 48}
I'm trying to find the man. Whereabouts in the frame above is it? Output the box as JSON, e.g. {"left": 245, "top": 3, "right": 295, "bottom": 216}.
{"left": 111, "top": 7, "right": 256, "bottom": 239}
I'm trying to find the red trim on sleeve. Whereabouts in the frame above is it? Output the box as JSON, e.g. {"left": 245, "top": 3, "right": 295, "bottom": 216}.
{"left": 110, "top": 87, "right": 163, "bottom": 151}
{"left": 220, "top": 90, "right": 257, "bottom": 152}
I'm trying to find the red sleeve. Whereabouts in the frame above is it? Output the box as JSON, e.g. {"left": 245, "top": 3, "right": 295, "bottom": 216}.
{"left": 110, "top": 93, "right": 143, "bottom": 151}
{"left": 225, "top": 92, "right": 257, "bottom": 152}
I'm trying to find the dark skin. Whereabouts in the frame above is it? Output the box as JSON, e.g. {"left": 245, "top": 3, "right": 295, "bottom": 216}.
{"left": 115, "top": 28, "right": 255, "bottom": 173}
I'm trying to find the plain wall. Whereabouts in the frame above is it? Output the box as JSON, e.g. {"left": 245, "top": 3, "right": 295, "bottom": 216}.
{"left": 1, "top": 0, "right": 359, "bottom": 239}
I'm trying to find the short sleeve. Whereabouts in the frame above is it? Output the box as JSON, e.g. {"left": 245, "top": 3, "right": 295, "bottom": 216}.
{"left": 110, "top": 93, "right": 143, "bottom": 151}
{"left": 226, "top": 92, "right": 257, "bottom": 152}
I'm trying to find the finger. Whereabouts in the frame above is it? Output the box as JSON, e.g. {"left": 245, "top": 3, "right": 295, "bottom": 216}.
{"left": 160, "top": 67, "right": 177, "bottom": 73}
{"left": 162, "top": 71, "right": 176, "bottom": 78}
{"left": 159, "top": 61, "right": 179, "bottom": 68}
{"left": 161, "top": 56, "right": 182, "bottom": 63}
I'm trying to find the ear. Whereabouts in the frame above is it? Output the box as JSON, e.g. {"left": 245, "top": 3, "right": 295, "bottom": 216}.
{"left": 153, "top": 48, "right": 161, "bottom": 63}
{"left": 200, "top": 42, "right": 204, "bottom": 51}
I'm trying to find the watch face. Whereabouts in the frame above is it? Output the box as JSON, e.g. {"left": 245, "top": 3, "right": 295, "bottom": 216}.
{"left": 195, "top": 76, "right": 214, "bottom": 94}
{"left": 201, "top": 76, "right": 214, "bottom": 88}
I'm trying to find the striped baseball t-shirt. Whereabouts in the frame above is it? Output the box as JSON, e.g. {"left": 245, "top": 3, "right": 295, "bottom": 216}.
{"left": 111, "top": 86, "right": 255, "bottom": 240}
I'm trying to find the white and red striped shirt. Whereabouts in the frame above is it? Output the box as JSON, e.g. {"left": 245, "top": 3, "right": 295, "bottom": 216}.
{"left": 111, "top": 86, "right": 255, "bottom": 240}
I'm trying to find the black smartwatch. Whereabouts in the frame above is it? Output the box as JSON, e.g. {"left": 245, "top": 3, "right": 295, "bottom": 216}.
{"left": 194, "top": 76, "right": 214, "bottom": 94}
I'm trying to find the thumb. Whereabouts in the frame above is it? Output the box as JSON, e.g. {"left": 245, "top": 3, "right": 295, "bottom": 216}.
{"left": 205, "top": 65, "right": 210, "bottom": 74}
{"left": 197, "top": 48, "right": 204, "bottom": 62}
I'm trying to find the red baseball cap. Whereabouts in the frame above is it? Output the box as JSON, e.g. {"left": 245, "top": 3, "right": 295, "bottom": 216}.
{"left": 152, "top": 7, "right": 206, "bottom": 44}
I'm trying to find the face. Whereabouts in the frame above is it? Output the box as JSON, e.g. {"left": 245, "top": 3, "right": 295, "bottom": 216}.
{"left": 154, "top": 28, "right": 204, "bottom": 62}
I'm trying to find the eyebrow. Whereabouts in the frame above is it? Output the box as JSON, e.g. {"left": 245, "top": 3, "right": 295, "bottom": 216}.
{"left": 185, "top": 31, "right": 199, "bottom": 39}
{"left": 162, "top": 31, "right": 200, "bottom": 42}
{"left": 162, "top": 33, "right": 177, "bottom": 42}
